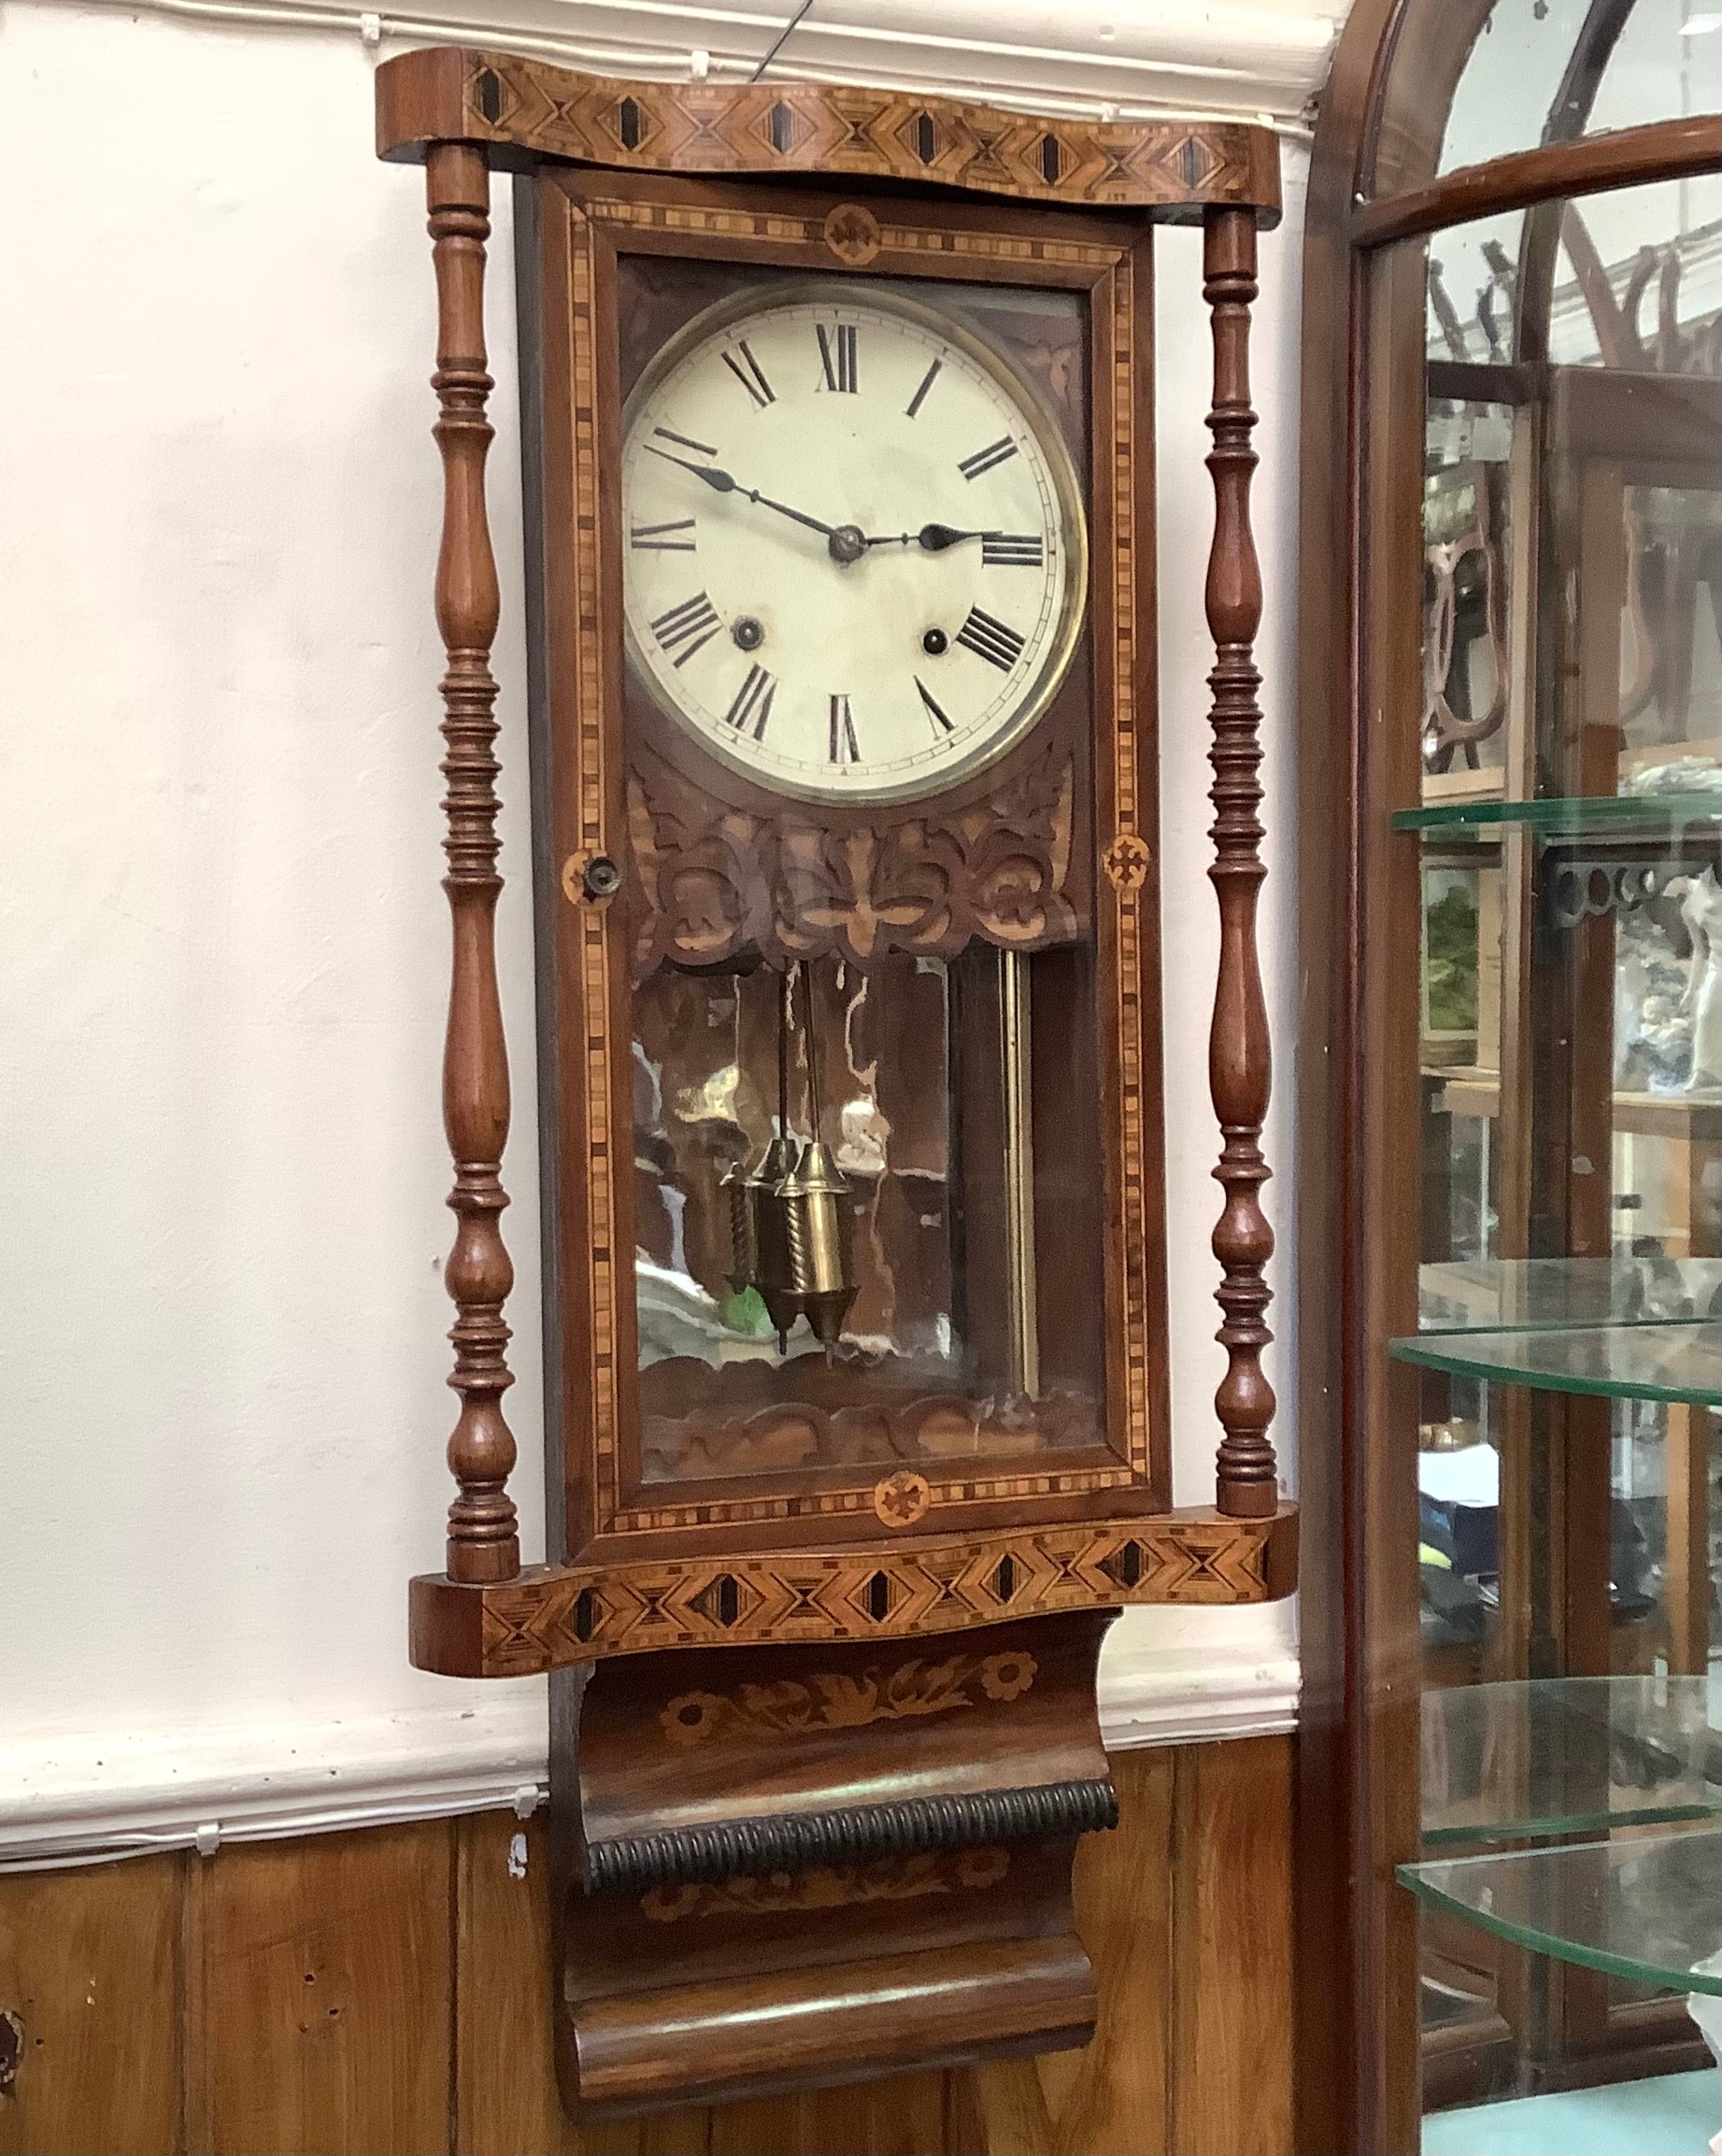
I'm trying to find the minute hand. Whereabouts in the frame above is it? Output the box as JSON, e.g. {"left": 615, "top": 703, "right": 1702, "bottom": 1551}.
{"left": 641, "top": 443, "right": 837, "bottom": 539}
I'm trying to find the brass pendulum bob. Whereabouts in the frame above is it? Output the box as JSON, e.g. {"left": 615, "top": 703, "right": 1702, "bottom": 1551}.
{"left": 776, "top": 1137, "right": 855, "bottom": 1349}
{"left": 751, "top": 963, "right": 805, "bottom": 1351}
{"left": 776, "top": 959, "right": 857, "bottom": 1352}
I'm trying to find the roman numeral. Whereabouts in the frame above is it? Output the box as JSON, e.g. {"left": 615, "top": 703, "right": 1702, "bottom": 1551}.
{"left": 653, "top": 425, "right": 717, "bottom": 457}
{"left": 721, "top": 341, "right": 775, "bottom": 409}
{"left": 905, "top": 358, "right": 942, "bottom": 419}
{"left": 956, "top": 606, "right": 1025, "bottom": 672}
{"left": 817, "top": 321, "right": 858, "bottom": 393}
{"left": 650, "top": 592, "right": 722, "bottom": 667}
{"left": 722, "top": 664, "right": 776, "bottom": 740}
{"left": 828, "top": 693, "right": 860, "bottom": 764}
{"left": 959, "top": 435, "right": 1018, "bottom": 480}
{"left": 915, "top": 677, "right": 954, "bottom": 736}
{"left": 981, "top": 532, "right": 1044, "bottom": 567}
{"left": 630, "top": 517, "right": 697, "bottom": 552}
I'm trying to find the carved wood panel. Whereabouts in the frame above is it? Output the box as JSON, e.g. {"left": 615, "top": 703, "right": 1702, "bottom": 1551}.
{"left": 625, "top": 735, "right": 1079, "bottom": 976}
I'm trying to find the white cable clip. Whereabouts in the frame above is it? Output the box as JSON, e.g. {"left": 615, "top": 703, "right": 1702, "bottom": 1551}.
{"left": 511, "top": 1783, "right": 543, "bottom": 1820}
{"left": 194, "top": 1821, "right": 221, "bottom": 1858}
{"left": 690, "top": 47, "right": 711, "bottom": 80}
{"left": 360, "top": 12, "right": 381, "bottom": 49}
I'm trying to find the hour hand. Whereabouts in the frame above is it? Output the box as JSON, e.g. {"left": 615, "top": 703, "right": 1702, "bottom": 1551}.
{"left": 914, "top": 522, "right": 991, "bottom": 551}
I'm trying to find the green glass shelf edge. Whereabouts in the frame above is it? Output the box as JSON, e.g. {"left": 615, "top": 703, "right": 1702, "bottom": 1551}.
{"left": 1390, "top": 791, "right": 1722, "bottom": 835}
{"left": 1423, "top": 1799, "right": 1722, "bottom": 1847}
{"left": 1418, "top": 1256, "right": 1722, "bottom": 1338}
{"left": 1419, "top": 1678, "right": 1722, "bottom": 1849}
{"left": 1398, "top": 1830, "right": 1722, "bottom": 1997}
{"left": 1390, "top": 1320, "right": 1722, "bottom": 1404}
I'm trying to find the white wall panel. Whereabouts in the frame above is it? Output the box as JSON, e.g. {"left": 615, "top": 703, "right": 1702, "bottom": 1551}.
{"left": 0, "top": 1, "right": 1305, "bottom": 1842}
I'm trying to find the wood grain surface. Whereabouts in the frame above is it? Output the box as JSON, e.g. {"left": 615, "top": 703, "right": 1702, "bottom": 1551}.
{"left": 0, "top": 1852, "right": 179, "bottom": 2156}
{"left": 375, "top": 48, "right": 1280, "bottom": 222}
{"left": 424, "top": 140, "right": 523, "bottom": 1587}
{"left": 0, "top": 1735, "right": 1293, "bottom": 2155}
{"left": 1169, "top": 1737, "right": 1295, "bottom": 2155}
{"left": 410, "top": 1506, "right": 1298, "bottom": 1678}
{"left": 194, "top": 1821, "right": 453, "bottom": 2155}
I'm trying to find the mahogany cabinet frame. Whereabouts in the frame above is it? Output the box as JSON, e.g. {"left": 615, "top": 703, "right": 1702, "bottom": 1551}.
{"left": 375, "top": 42, "right": 1294, "bottom": 1678}
{"left": 525, "top": 170, "right": 1167, "bottom": 1563}
{"left": 1294, "top": 1, "right": 1722, "bottom": 2146}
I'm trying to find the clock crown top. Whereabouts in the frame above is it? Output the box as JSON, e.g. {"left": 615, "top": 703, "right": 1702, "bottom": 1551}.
{"left": 375, "top": 46, "right": 1280, "bottom": 226}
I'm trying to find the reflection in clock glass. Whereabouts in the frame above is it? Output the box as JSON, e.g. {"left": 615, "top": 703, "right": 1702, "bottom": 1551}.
{"left": 633, "top": 949, "right": 1107, "bottom": 1483}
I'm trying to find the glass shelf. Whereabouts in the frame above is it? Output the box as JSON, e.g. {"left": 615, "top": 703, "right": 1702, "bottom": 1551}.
{"left": 1399, "top": 1828, "right": 1722, "bottom": 1997}
{"left": 1420, "top": 1678, "right": 1722, "bottom": 1849}
{"left": 1390, "top": 1320, "right": 1722, "bottom": 1403}
{"left": 1419, "top": 1256, "right": 1722, "bottom": 1335}
{"left": 1391, "top": 791, "right": 1722, "bottom": 837}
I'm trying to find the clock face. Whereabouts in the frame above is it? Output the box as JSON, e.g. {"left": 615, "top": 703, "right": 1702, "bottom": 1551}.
{"left": 619, "top": 283, "right": 1088, "bottom": 807}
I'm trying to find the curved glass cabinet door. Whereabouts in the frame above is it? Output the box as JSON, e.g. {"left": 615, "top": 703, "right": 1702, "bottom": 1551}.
{"left": 1378, "top": 3, "right": 1722, "bottom": 2141}
{"left": 1300, "top": 0, "right": 1722, "bottom": 2142}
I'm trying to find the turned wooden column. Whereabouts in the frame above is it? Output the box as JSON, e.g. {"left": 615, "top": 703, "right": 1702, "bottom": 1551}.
{"left": 1203, "top": 207, "right": 1279, "bottom": 1520}
{"left": 427, "top": 143, "right": 520, "bottom": 1581}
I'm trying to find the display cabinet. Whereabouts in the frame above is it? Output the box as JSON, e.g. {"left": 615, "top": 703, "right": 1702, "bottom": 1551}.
{"left": 1299, "top": 1, "right": 1721, "bottom": 2149}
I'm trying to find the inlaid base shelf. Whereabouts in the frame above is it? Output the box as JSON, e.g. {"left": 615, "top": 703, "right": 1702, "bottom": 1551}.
{"left": 410, "top": 1505, "right": 1299, "bottom": 1679}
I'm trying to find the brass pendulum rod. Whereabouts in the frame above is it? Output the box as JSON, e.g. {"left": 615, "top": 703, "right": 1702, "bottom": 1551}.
{"left": 802, "top": 954, "right": 822, "bottom": 1125}
{"left": 780, "top": 959, "right": 795, "bottom": 1141}
{"left": 1001, "top": 949, "right": 1040, "bottom": 1400}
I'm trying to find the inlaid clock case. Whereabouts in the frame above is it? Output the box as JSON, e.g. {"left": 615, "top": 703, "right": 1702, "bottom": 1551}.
{"left": 377, "top": 43, "right": 1291, "bottom": 2120}
{"left": 522, "top": 167, "right": 1170, "bottom": 1568}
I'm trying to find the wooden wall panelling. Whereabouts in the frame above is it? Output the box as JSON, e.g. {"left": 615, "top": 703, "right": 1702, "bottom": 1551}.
{"left": 1034, "top": 1746, "right": 1175, "bottom": 2155}
{"left": 708, "top": 2073, "right": 949, "bottom": 2156}
{"left": 192, "top": 1820, "right": 454, "bottom": 2156}
{"left": 454, "top": 1810, "right": 709, "bottom": 2156}
{"left": 0, "top": 1732, "right": 1294, "bottom": 2156}
{"left": 1169, "top": 1735, "right": 1295, "bottom": 2156}
{"left": 456, "top": 1810, "right": 581, "bottom": 2156}
{"left": 0, "top": 1851, "right": 180, "bottom": 2156}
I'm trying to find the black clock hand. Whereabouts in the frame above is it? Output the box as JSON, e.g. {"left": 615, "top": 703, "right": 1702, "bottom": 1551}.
{"left": 641, "top": 442, "right": 838, "bottom": 540}
{"left": 918, "top": 522, "right": 990, "bottom": 551}
{"left": 863, "top": 522, "right": 997, "bottom": 551}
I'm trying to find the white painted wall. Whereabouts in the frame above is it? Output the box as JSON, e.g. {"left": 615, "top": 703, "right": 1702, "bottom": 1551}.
{"left": 0, "top": 0, "right": 1303, "bottom": 1852}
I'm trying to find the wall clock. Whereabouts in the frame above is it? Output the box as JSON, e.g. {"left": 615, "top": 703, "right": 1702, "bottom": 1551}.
{"left": 377, "top": 45, "right": 1294, "bottom": 2122}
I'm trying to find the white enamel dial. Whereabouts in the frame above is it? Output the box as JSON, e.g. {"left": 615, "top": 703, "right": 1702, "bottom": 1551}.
{"left": 620, "top": 284, "right": 1087, "bottom": 806}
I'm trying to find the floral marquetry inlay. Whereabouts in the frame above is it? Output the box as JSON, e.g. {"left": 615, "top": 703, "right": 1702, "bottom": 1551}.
{"left": 659, "top": 1649, "right": 1038, "bottom": 1748}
